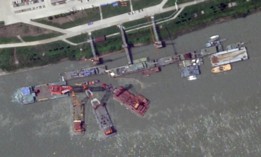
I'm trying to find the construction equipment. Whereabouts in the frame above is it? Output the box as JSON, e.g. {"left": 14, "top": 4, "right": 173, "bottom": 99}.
{"left": 48, "top": 84, "right": 88, "bottom": 95}
{"left": 71, "top": 91, "right": 85, "bottom": 134}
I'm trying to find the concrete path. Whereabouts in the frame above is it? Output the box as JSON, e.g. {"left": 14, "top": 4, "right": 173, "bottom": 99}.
{"left": 26, "top": 21, "right": 70, "bottom": 34}
{"left": 0, "top": 0, "right": 207, "bottom": 49}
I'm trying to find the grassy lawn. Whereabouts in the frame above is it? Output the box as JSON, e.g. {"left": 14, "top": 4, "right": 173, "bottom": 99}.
{"left": 0, "top": 41, "right": 92, "bottom": 71}
{"left": 101, "top": 2, "right": 131, "bottom": 19}
{"left": 0, "top": 37, "right": 21, "bottom": 44}
{"left": 96, "top": 36, "right": 123, "bottom": 54}
{"left": 1, "top": 0, "right": 261, "bottom": 71}
{"left": 92, "top": 26, "right": 119, "bottom": 37}
{"left": 21, "top": 33, "right": 62, "bottom": 42}
{"left": 132, "top": 0, "right": 163, "bottom": 10}
{"left": 123, "top": 18, "right": 148, "bottom": 28}
{"left": 128, "top": 28, "right": 153, "bottom": 45}
{"left": 0, "top": 49, "right": 15, "bottom": 71}
{"left": 34, "top": 7, "right": 100, "bottom": 29}
{"left": 67, "top": 33, "right": 89, "bottom": 43}
{"left": 160, "top": 0, "right": 261, "bottom": 39}
{"left": 0, "top": 21, "right": 4, "bottom": 27}
{"left": 154, "top": 10, "right": 177, "bottom": 20}
{"left": 67, "top": 26, "right": 120, "bottom": 43}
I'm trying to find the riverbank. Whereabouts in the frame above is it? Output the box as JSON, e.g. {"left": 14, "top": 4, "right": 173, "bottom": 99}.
{"left": 0, "top": 0, "right": 261, "bottom": 72}
{"left": 1, "top": 11, "right": 261, "bottom": 156}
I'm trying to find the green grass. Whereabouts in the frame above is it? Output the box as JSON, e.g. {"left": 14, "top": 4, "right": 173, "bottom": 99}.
{"left": 1, "top": 0, "right": 261, "bottom": 71}
{"left": 34, "top": 7, "right": 100, "bottom": 29}
{"left": 101, "top": 2, "right": 131, "bottom": 19}
{"left": 123, "top": 18, "right": 148, "bottom": 28}
{"left": 0, "top": 21, "right": 4, "bottom": 27}
{"left": 0, "top": 49, "right": 15, "bottom": 71}
{"left": 160, "top": 0, "right": 261, "bottom": 39}
{"left": 0, "top": 37, "right": 21, "bottom": 44}
{"left": 0, "top": 41, "right": 92, "bottom": 71}
{"left": 95, "top": 36, "right": 122, "bottom": 54}
{"left": 132, "top": 0, "right": 162, "bottom": 10}
{"left": 92, "top": 26, "right": 119, "bottom": 37}
{"left": 67, "top": 25, "right": 121, "bottom": 43}
{"left": 67, "top": 33, "right": 89, "bottom": 43}
{"left": 154, "top": 10, "right": 177, "bottom": 19}
{"left": 21, "top": 33, "right": 62, "bottom": 42}
{"left": 128, "top": 28, "right": 152, "bottom": 45}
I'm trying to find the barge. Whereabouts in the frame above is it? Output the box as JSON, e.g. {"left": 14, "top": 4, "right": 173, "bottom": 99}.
{"left": 12, "top": 81, "right": 68, "bottom": 105}
{"left": 60, "top": 65, "right": 107, "bottom": 81}
{"left": 210, "top": 47, "right": 248, "bottom": 67}
{"left": 71, "top": 91, "right": 85, "bottom": 134}
{"left": 91, "top": 98, "right": 116, "bottom": 137}
{"left": 113, "top": 86, "right": 149, "bottom": 117}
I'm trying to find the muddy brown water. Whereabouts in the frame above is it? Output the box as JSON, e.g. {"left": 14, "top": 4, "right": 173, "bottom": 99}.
{"left": 1, "top": 12, "right": 261, "bottom": 157}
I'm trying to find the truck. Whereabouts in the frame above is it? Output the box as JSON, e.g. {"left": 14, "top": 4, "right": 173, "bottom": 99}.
{"left": 113, "top": 86, "right": 149, "bottom": 117}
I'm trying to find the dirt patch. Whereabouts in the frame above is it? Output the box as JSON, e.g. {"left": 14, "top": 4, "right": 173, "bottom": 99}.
{"left": 0, "top": 23, "right": 56, "bottom": 38}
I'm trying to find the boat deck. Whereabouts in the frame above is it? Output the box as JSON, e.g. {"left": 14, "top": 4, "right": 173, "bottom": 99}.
{"left": 91, "top": 99, "right": 114, "bottom": 136}
{"left": 113, "top": 87, "right": 149, "bottom": 116}
{"left": 210, "top": 47, "right": 248, "bottom": 66}
{"left": 34, "top": 81, "right": 68, "bottom": 102}
{"left": 61, "top": 65, "right": 107, "bottom": 81}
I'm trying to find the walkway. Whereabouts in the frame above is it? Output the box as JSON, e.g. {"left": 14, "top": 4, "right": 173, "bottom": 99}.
{"left": 0, "top": 0, "right": 207, "bottom": 49}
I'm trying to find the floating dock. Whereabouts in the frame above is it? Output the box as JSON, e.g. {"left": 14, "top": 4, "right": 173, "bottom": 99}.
{"left": 61, "top": 65, "right": 107, "bottom": 81}
{"left": 71, "top": 91, "right": 85, "bottom": 134}
{"left": 210, "top": 47, "right": 248, "bottom": 67}
{"left": 12, "top": 81, "right": 68, "bottom": 105}
{"left": 91, "top": 98, "right": 116, "bottom": 137}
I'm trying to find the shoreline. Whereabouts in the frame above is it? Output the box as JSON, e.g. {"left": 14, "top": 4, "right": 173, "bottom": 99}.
{"left": 1, "top": 9, "right": 261, "bottom": 76}
{"left": 1, "top": 8, "right": 261, "bottom": 156}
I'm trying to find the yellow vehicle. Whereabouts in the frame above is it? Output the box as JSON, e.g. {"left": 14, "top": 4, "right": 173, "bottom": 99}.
{"left": 211, "top": 64, "right": 232, "bottom": 74}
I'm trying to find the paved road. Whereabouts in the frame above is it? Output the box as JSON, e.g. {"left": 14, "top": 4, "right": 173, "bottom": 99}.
{"left": 0, "top": 0, "right": 207, "bottom": 49}
{"left": 0, "top": 11, "right": 261, "bottom": 157}
{"left": 0, "top": 0, "right": 127, "bottom": 25}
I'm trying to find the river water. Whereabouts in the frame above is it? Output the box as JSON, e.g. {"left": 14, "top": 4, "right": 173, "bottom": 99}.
{"left": 1, "top": 12, "right": 261, "bottom": 157}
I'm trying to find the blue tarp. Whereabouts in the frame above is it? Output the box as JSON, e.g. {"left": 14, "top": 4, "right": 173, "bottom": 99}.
{"left": 181, "top": 65, "right": 200, "bottom": 78}
{"left": 21, "top": 87, "right": 31, "bottom": 95}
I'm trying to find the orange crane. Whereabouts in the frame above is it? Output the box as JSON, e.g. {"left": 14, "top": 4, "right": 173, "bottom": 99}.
{"left": 48, "top": 84, "right": 88, "bottom": 95}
